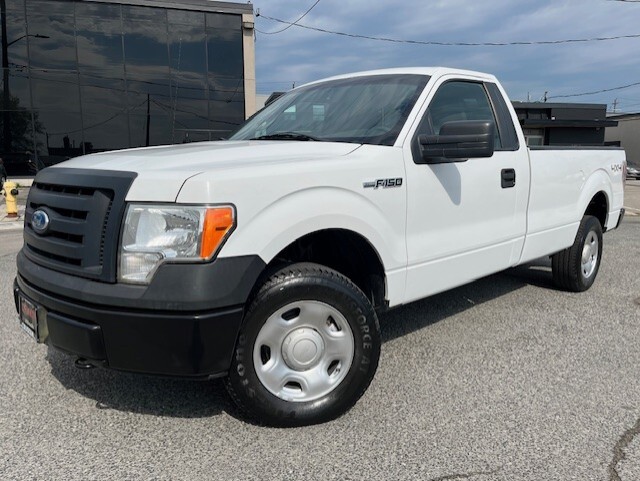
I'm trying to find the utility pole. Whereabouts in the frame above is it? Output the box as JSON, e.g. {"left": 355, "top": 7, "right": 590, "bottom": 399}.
{"left": 543, "top": 91, "right": 548, "bottom": 103}
{"left": 0, "top": 4, "right": 47, "bottom": 155}
{"left": 612, "top": 98, "right": 618, "bottom": 113}
{"left": 1, "top": 0, "right": 11, "bottom": 154}
{"left": 145, "top": 93, "right": 150, "bottom": 147}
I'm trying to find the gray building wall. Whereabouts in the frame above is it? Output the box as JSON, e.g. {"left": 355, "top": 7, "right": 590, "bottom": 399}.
{"left": 512, "top": 102, "right": 614, "bottom": 147}
{"left": 605, "top": 114, "right": 640, "bottom": 168}
{"left": 548, "top": 127, "right": 605, "bottom": 146}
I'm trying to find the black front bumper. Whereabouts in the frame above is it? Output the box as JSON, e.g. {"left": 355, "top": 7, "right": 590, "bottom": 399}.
{"left": 14, "top": 252, "right": 266, "bottom": 379}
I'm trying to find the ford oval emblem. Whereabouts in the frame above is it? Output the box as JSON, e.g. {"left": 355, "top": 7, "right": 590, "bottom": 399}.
{"left": 31, "top": 209, "right": 50, "bottom": 234}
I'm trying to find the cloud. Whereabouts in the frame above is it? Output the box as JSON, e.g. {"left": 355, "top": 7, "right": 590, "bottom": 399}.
{"left": 252, "top": 0, "right": 640, "bottom": 108}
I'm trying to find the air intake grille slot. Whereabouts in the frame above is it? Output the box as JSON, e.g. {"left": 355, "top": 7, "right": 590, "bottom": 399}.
{"left": 28, "top": 245, "right": 83, "bottom": 266}
{"left": 23, "top": 169, "right": 137, "bottom": 283}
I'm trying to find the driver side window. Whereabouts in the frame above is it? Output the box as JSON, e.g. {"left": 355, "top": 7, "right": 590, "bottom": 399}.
{"left": 418, "top": 81, "right": 502, "bottom": 149}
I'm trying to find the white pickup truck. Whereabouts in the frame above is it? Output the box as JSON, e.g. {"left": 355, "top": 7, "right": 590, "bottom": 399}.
{"left": 14, "top": 67, "right": 626, "bottom": 426}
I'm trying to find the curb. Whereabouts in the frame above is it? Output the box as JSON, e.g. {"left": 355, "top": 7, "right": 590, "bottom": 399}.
{"left": 0, "top": 205, "right": 27, "bottom": 231}
{"left": 624, "top": 206, "right": 639, "bottom": 217}
{"left": 0, "top": 218, "right": 25, "bottom": 231}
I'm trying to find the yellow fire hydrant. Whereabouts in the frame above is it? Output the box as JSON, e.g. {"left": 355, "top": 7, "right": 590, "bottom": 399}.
{"left": 1, "top": 181, "right": 19, "bottom": 218}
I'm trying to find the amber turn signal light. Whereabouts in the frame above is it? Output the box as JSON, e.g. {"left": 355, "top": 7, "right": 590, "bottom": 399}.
{"left": 200, "top": 207, "right": 235, "bottom": 258}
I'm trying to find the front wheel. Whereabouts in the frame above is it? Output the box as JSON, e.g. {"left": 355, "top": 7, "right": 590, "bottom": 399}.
{"left": 552, "top": 215, "right": 603, "bottom": 292}
{"left": 225, "top": 263, "right": 381, "bottom": 427}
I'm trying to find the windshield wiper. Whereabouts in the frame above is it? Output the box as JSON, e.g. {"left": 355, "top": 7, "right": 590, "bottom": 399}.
{"left": 250, "top": 132, "right": 322, "bottom": 141}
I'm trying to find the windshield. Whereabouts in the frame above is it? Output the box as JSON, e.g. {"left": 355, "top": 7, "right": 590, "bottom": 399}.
{"left": 230, "top": 74, "right": 430, "bottom": 146}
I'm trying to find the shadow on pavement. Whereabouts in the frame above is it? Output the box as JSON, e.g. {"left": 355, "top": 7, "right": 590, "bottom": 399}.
{"left": 380, "top": 257, "right": 556, "bottom": 343}
{"left": 47, "top": 348, "right": 233, "bottom": 419}
{"left": 46, "top": 257, "right": 556, "bottom": 418}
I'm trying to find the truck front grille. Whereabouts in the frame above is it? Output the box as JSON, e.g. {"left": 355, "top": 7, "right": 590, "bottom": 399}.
{"left": 23, "top": 168, "right": 137, "bottom": 283}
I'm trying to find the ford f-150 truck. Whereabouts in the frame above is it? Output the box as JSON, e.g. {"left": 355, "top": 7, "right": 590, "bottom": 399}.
{"left": 13, "top": 68, "right": 626, "bottom": 426}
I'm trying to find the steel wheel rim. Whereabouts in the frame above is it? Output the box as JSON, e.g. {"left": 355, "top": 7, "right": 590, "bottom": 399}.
{"left": 253, "top": 300, "right": 355, "bottom": 403}
{"left": 581, "top": 230, "right": 599, "bottom": 279}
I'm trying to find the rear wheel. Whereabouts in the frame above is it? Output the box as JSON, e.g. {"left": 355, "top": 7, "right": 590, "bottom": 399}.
{"left": 552, "top": 215, "right": 603, "bottom": 292}
{"left": 225, "top": 263, "right": 381, "bottom": 426}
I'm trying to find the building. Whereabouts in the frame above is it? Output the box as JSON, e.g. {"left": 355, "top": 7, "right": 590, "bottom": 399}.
{"left": 256, "top": 92, "right": 621, "bottom": 149}
{"left": 256, "top": 91, "right": 286, "bottom": 111}
{"left": 605, "top": 113, "right": 640, "bottom": 167}
{"left": 511, "top": 102, "right": 617, "bottom": 147}
{"left": 1, "top": 0, "right": 255, "bottom": 175}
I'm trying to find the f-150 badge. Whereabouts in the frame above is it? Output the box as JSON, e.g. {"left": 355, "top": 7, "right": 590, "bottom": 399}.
{"left": 363, "top": 178, "right": 403, "bottom": 189}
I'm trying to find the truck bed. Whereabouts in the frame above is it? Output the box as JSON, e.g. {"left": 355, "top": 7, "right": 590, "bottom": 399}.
{"left": 518, "top": 147, "right": 626, "bottom": 264}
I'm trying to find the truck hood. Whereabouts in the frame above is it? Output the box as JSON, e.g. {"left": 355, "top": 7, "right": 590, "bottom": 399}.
{"left": 54, "top": 141, "right": 361, "bottom": 202}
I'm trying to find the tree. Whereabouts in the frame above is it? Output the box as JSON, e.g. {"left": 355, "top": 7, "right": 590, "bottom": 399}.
{"left": 0, "top": 91, "right": 42, "bottom": 154}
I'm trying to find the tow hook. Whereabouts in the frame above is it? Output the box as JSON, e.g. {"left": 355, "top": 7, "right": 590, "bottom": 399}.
{"left": 75, "top": 358, "right": 96, "bottom": 370}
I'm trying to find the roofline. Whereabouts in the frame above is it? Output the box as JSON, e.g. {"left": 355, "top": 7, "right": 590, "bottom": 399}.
{"left": 520, "top": 119, "right": 618, "bottom": 128}
{"left": 606, "top": 112, "right": 640, "bottom": 120}
{"left": 82, "top": 0, "right": 254, "bottom": 14}
{"left": 512, "top": 101, "right": 607, "bottom": 110}
{"left": 295, "top": 67, "right": 498, "bottom": 90}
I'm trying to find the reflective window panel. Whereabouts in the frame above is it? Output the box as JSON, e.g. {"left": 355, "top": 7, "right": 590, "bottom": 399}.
{"left": 0, "top": 0, "right": 247, "bottom": 174}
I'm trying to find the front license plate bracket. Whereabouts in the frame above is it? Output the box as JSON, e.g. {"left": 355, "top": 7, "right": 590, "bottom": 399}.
{"left": 19, "top": 295, "right": 40, "bottom": 341}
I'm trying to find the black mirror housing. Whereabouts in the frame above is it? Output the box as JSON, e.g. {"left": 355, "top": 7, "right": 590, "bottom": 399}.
{"left": 417, "top": 120, "right": 495, "bottom": 164}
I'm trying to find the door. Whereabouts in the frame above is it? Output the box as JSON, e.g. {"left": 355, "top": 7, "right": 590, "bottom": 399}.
{"left": 403, "top": 78, "right": 529, "bottom": 303}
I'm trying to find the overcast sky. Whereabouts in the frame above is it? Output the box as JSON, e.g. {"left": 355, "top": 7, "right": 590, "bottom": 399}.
{"left": 250, "top": 0, "right": 640, "bottom": 113}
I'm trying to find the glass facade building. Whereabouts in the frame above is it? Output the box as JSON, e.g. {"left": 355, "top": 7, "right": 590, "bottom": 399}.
{"left": 0, "top": 0, "right": 255, "bottom": 175}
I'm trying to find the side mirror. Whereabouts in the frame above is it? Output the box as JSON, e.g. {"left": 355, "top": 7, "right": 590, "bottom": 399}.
{"left": 417, "top": 120, "right": 495, "bottom": 164}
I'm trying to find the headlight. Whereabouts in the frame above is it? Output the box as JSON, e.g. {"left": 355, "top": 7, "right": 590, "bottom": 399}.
{"left": 119, "top": 204, "right": 235, "bottom": 284}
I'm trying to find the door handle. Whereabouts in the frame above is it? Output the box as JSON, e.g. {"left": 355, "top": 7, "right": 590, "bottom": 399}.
{"left": 501, "top": 168, "right": 516, "bottom": 188}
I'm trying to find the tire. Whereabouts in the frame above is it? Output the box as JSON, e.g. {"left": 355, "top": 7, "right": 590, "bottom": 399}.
{"left": 551, "top": 215, "right": 603, "bottom": 292}
{"left": 225, "top": 262, "right": 381, "bottom": 427}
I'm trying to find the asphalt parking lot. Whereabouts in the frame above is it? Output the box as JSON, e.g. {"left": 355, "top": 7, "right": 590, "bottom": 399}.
{"left": 0, "top": 212, "right": 639, "bottom": 480}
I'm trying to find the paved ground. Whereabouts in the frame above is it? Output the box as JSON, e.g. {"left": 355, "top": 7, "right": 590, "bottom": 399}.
{"left": 624, "top": 179, "right": 640, "bottom": 217}
{"left": 1, "top": 214, "right": 639, "bottom": 480}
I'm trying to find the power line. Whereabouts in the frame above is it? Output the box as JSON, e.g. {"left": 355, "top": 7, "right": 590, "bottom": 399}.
{"left": 47, "top": 98, "right": 149, "bottom": 135}
{"left": 255, "top": 0, "right": 321, "bottom": 35}
{"left": 548, "top": 80, "right": 640, "bottom": 99}
{"left": 256, "top": 13, "right": 640, "bottom": 46}
{"left": 8, "top": 64, "right": 244, "bottom": 94}
{"left": 150, "top": 98, "right": 241, "bottom": 126}
{"left": 12, "top": 71, "right": 244, "bottom": 101}
{"left": 257, "top": 81, "right": 301, "bottom": 85}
